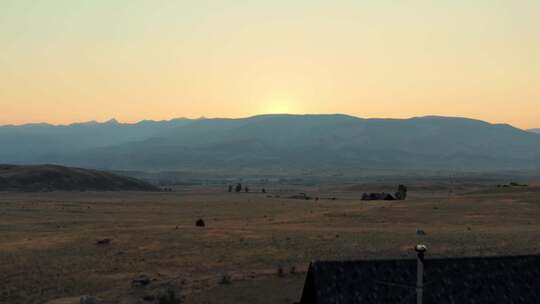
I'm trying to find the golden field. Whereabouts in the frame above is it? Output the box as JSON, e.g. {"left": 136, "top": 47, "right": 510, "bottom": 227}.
{"left": 1, "top": 182, "right": 540, "bottom": 304}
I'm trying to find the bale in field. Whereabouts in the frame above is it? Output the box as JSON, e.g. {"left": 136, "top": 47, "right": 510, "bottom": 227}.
{"left": 195, "top": 219, "right": 205, "bottom": 227}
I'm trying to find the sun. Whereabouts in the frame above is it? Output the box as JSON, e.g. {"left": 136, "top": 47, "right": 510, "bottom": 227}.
{"left": 260, "top": 99, "right": 295, "bottom": 114}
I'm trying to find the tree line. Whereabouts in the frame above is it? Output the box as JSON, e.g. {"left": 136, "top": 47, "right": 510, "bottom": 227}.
{"left": 228, "top": 183, "right": 266, "bottom": 193}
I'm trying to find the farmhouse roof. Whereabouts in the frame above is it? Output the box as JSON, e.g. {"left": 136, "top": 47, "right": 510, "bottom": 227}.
{"left": 300, "top": 255, "right": 540, "bottom": 303}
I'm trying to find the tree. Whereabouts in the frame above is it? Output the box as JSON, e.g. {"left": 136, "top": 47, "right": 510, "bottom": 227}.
{"left": 235, "top": 183, "right": 242, "bottom": 193}
{"left": 395, "top": 184, "right": 407, "bottom": 200}
{"left": 262, "top": 188, "right": 266, "bottom": 193}
{"left": 245, "top": 186, "right": 249, "bottom": 193}
{"left": 228, "top": 185, "right": 233, "bottom": 192}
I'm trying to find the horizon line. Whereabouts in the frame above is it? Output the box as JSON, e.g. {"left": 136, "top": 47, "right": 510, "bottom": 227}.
{"left": 0, "top": 113, "right": 532, "bottom": 130}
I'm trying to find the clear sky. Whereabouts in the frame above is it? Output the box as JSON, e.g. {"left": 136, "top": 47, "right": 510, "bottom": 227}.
{"left": 1, "top": 0, "right": 539, "bottom": 128}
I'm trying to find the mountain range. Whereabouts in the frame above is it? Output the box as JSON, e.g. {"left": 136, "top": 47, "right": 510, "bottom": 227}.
{"left": 1, "top": 114, "right": 540, "bottom": 172}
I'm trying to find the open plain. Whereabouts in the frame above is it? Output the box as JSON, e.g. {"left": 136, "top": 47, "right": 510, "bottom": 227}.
{"left": 1, "top": 180, "right": 540, "bottom": 304}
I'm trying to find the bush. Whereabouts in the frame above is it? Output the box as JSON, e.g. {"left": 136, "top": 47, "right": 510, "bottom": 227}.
{"left": 395, "top": 184, "right": 408, "bottom": 200}
{"left": 159, "top": 289, "right": 182, "bottom": 304}
{"left": 289, "top": 265, "right": 296, "bottom": 275}
{"left": 220, "top": 274, "right": 232, "bottom": 285}
{"left": 277, "top": 265, "right": 285, "bottom": 277}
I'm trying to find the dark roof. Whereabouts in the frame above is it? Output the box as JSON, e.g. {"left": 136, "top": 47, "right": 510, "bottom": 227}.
{"left": 361, "top": 193, "right": 395, "bottom": 200}
{"left": 300, "top": 255, "right": 540, "bottom": 304}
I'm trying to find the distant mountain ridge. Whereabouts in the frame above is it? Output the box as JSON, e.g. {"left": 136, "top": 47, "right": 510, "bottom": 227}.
{"left": 0, "top": 118, "right": 192, "bottom": 163}
{"left": 1, "top": 114, "right": 539, "bottom": 172}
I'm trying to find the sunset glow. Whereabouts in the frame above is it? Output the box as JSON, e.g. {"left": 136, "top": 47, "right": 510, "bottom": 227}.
{"left": 1, "top": 1, "right": 539, "bottom": 128}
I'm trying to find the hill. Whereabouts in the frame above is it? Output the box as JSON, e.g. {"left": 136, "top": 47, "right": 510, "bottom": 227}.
{"left": 2, "top": 115, "right": 540, "bottom": 172}
{"left": 529, "top": 129, "right": 540, "bottom": 134}
{"left": 0, "top": 118, "right": 190, "bottom": 163}
{"left": 0, "top": 164, "right": 159, "bottom": 191}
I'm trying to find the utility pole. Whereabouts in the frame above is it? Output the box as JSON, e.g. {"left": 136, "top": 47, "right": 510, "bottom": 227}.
{"left": 415, "top": 244, "right": 427, "bottom": 304}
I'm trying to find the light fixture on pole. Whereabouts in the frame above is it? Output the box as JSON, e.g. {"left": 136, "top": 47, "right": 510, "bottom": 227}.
{"left": 415, "top": 244, "right": 427, "bottom": 304}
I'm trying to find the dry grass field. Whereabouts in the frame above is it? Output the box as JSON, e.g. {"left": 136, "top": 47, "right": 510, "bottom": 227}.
{"left": 1, "top": 181, "right": 540, "bottom": 304}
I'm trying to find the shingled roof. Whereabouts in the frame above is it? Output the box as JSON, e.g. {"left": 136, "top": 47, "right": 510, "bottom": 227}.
{"left": 300, "top": 255, "right": 540, "bottom": 304}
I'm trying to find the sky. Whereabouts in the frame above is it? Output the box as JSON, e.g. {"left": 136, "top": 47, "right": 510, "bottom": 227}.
{"left": 0, "top": 0, "right": 539, "bottom": 128}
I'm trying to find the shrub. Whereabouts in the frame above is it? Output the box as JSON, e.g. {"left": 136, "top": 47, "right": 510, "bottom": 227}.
{"left": 220, "top": 274, "right": 232, "bottom": 285}
{"left": 277, "top": 265, "right": 285, "bottom": 277}
{"left": 159, "top": 289, "right": 182, "bottom": 304}
{"left": 289, "top": 265, "right": 296, "bottom": 275}
{"left": 395, "top": 184, "right": 408, "bottom": 200}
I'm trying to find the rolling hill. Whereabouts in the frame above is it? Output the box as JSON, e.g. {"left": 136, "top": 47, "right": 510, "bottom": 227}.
{"left": 0, "top": 118, "right": 191, "bottom": 163}
{"left": 2, "top": 115, "right": 540, "bottom": 172}
{"left": 0, "top": 164, "right": 159, "bottom": 191}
